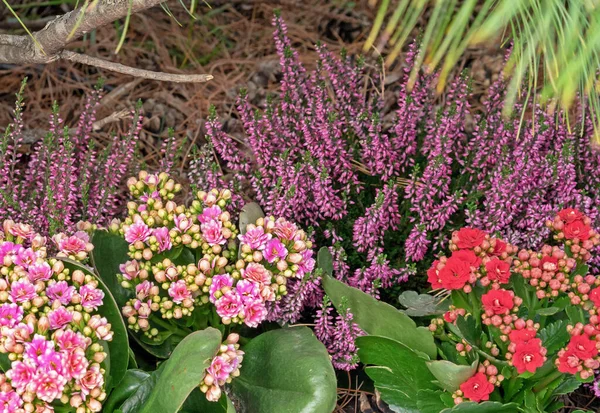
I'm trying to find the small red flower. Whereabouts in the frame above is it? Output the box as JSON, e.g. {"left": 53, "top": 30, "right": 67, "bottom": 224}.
{"left": 452, "top": 250, "right": 482, "bottom": 268}
{"left": 485, "top": 259, "right": 511, "bottom": 284}
{"left": 509, "top": 328, "right": 538, "bottom": 344}
{"left": 590, "top": 287, "right": 600, "bottom": 307}
{"left": 459, "top": 372, "right": 494, "bottom": 402}
{"left": 539, "top": 256, "right": 559, "bottom": 272}
{"left": 427, "top": 260, "right": 442, "bottom": 289}
{"left": 482, "top": 289, "right": 514, "bottom": 315}
{"left": 490, "top": 238, "right": 507, "bottom": 256}
{"left": 454, "top": 228, "right": 487, "bottom": 249}
{"left": 438, "top": 257, "right": 471, "bottom": 290}
{"left": 558, "top": 208, "right": 585, "bottom": 223}
{"left": 512, "top": 339, "right": 545, "bottom": 374}
{"left": 557, "top": 348, "right": 582, "bottom": 374}
{"left": 568, "top": 335, "right": 598, "bottom": 360}
{"left": 563, "top": 220, "right": 591, "bottom": 241}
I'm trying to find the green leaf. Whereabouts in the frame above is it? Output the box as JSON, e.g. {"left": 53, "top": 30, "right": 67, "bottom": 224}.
{"left": 553, "top": 376, "right": 582, "bottom": 395}
{"left": 322, "top": 275, "right": 436, "bottom": 359}
{"left": 566, "top": 305, "right": 586, "bottom": 325}
{"left": 181, "top": 389, "right": 235, "bottom": 413}
{"left": 356, "top": 335, "right": 437, "bottom": 412}
{"left": 91, "top": 230, "right": 132, "bottom": 307}
{"left": 231, "top": 327, "right": 336, "bottom": 413}
{"left": 317, "top": 247, "right": 333, "bottom": 276}
{"left": 238, "top": 202, "right": 265, "bottom": 235}
{"left": 539, "top": 320, "right": 570, "bottom": 354}
{"left": 58, "top": 258, "right": 129, "bottom": 390}
{"left": 0, "top": 353, "right": 10, "bottom": 372}
{"left": 399, "top": 290, "right": 450, "bottom": 317}
{"left": 426, "top": 359, "right": 478, "bottom": 392}
{"left": 535, "top": 307, "right": 560, "bottom": 316}
{"left": 456, "top": 315, "right": 480, "bottom": 346}
{"left": 417, "top": 390, "right": 453, "bottom": 413}
{"left": 441, "top": 401, "right": 522, "bottom": 412}
{"left": 104, "top": 369, "right": 151, "bottom": 413}
{"left": 122, "top": 328, "right": 222, "bottom": 413}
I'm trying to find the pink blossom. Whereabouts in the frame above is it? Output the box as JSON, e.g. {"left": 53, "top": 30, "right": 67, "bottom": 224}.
{"left": 168, "top": 280, "right": 192, "bottom": 304}
{"left": 263, "top": 238, "right": 288, "bottom": 263}
{"left": 64, "top": 348, "right": 89, "bottom": 380}
{"left": 0, "top": 390, "right": 22, "bottom": 412}
{"left": 235, "top": 280, "right": 261, "bottom": 305}
{"left": 88, "top": 316, "right": 113, "bottom": 341}
{"left": 9, "top": 280, "right": 37, "bottom": 303}
{"left": 215, "top": 291, "right": 243, "bottom": 318}
{"left": 79, "top": 284, "right": 104, "bottom": 310}
{"left": 199, "top": 206, "right": 222, "bottom": 224}
{"left": 124, "top": 221, "right": 152, "bottom": 244}
{"left": 9, "top": 223, "right": 33, "bottom": 239}
{"left": 241, "top": 263, "right": 272, "bottom": 285}
{"left": 53, "top": 233, "right": 88, "bottom": 255}
{"left": 209, "top": 274, "right": 234, "bottom": 303}
{"left": 7, "top": 360, "right": 36, "bottom": 392}
{"left": 77, "top": 363, "right": 103, "bottom": 397}
{"left": 14, "top": 248, "right": 37, "bottom": 268}
{"left": 0, "top": 242, "right": 21, "bottom": 264}
{"left": 55, "top": 329, "right": 89, "bottom": 353}
{"left": 48, "top": 307, "right": 73, "bottom": 330}
{"left": 297, "top": 249, "right": 316, "bottom": 278}
{"left": 273, "top": 218, "right": 300, "bottom": 241}
{"left": 243, "top": 300, "right": 268, "bottom": 328}
{"left": 0, "top": 304, "right": 23, "bottom": 328}
{"left": 38, "top": 350, "right": 67, "bottom": 375}
{"left": 153, "top": 227, "right": 172, "bottom": 252}
{"left": 27, "top": 262, "right": 52, "bottom": 282}
{"left": 46, "top": 281, "right": 75, "bottom": 306}
{"left": 207, "top": 355, "right": 234, "bottom": 381}
{"left": 119, "top": 260, "right": 140, "bottom": 281}
{"left": 238, "top": 226, "right": 272, "bottom": 250}
{"left": 25, "top": 335, "right": 53, "bottom": 363}
{"left": 135, "top": 281, "right": 154, "bottom": 300}
{"left": 174, "top": 214, "right": 193, "bottom": 232}
{"left": 32, "top": 370, "right": 67, "bottom": 402}
{"left": 201, "top": 220, "right": 226, "bottom": 245}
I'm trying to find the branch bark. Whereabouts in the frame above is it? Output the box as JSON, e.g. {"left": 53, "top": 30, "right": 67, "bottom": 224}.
{"left": 0, "top": 0, "right": 212, "bottom": 83}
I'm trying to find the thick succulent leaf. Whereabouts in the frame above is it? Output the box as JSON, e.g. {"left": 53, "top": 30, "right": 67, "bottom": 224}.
{"left": 356, "top": 335, "right": 437, "bottom": 412}
{"left": 120, "top": 328, "right": 222, "bottom": 413}
{"left": 317, "top": 247, "right": 333, "bottom": 276}
{"left": 441, "top": 401, "right": 522, "bottom": 412}
{"left": 398, "top": 290, "right": 450, "bottom": 316}
{"left": 104, "top": 369, "right": 152, "bottom": 413}
{"left": 322, "top": 275, "right": 436, "bottom": 358}
{"left": 231, "top": 327, "right": 336, "bottom": 413}
{"left": 90, "top": 230, "right": 132, "bottom": 307}
{"left": 58, "top": 258, "right": 129, "bottom": 390}
{"left": 425, "top": 359, "right": 478, "bottom": 392}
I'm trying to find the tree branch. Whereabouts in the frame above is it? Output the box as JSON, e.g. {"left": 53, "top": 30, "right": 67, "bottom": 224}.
{"left": 0, "top": 0, "right": 212, "bottom": 84}
{"left": 61, "top": 50, "right": 213, "bottom": 83}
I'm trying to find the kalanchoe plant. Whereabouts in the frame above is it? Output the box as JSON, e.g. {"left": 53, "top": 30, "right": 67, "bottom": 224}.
{"left": 332, "top": 208, "right": 600, "bottom": 412}
{"left": 0, "top": 220, "right": 127, "bottom": 413}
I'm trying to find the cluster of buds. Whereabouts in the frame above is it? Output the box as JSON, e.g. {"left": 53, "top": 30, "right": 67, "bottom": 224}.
{"left": 0, "top": 221, "right": 112, "bottom": 413}
{"left": 480, "top": 287, "right": 522, "bottom": 328}
{"left": 454, "top": 361, "right": 503, "bottom": 403}
{"left": 199, "top": 333, "right": 243, "bottom": 402}
{"left": 546, "top": 208, "right": 600, "bottom": 261}
{"left": 556, "top": 323, "right": 600, "bottom": 379}
{"left": 513, "top": 246, "right": 575, "bottom": 298}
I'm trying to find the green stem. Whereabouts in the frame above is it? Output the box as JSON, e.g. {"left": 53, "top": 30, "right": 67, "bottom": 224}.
{"left": 532, "top": 370, "right": 564, "bottom": 393}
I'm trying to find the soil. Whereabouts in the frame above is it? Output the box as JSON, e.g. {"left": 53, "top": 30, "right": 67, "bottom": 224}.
{"left": 0, "top": 1, "right": 596, "bottom": 412}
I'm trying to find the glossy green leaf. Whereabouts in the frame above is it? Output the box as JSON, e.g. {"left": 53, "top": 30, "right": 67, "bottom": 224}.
{"left": 231, "top": 327, "right": 336, "bottom": 413}
{"left": 322, "top": 275, "right": 436, "bottom": 359}
{"left": 91, "top": 230, "right": 132, "bottom": 307}
{"left": 426, "top": 359, "right": 478, "bottom": 392}
{"left": 553, "top": 376, "right": 581, "bottom": 395}
{"left": 317, "top": 247, "right": 333, "bottom": 276}
{"left": 441, "top": 401, "right": 522, "bottom": 412}
{"left": 58, "top": 258, "right": 129, "bottom": 390}
{"left": 417, "top": 389, "right": 453, "bottom": 413}
{"left": 104, "top": 369, "right": 151, "bottom": 413}
{"left": 181, "top": 389, "right": 235, "bottom": 413}
{"left": 399, "top": 290, "right": 450, "bottom": 317}
{"left": 539, "top": 320, "right": 570, "bottom": 354}
{"left": 536, "top": 307, "right": 560, "bottom": 316}
{"left": 356, "top": 335, "right": 437, "bottom": 412}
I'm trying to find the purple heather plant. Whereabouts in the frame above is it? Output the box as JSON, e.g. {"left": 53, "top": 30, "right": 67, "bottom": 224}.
{"left": 0, "top": 79, "right": 141, "bottom": 236}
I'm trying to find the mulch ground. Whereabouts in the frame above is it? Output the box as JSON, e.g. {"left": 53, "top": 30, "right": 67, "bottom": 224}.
{"left": 0, "top": 1, "right": 597, "bottom": 412}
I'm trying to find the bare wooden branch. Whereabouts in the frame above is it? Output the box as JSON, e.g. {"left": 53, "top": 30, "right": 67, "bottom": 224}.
{"left": 61, "top": 50, "right": 213, "bottom": 83}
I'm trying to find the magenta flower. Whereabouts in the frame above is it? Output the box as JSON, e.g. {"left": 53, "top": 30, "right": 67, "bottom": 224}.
{"left": 235, "top": 280, "right": 261, "bottom": 305}
{"left": 209, "top": 274, "right": 234, "bottom": 303}
{"left": 199, "top": 205, "right": 222, "bottom": 224}
{"left": 201, "top": 220, "right": 226, "bottom": 246}
{"left": 48, "top": 307, "right": 73, "bottom": 330}
{"left": 0, "top": 242, "right": 20, "bottom": 264}
{"left": 174, "top": 214, "right": 193, "bottom": 232}
{"left": 65, "top": 348, "right": 89, "bottom": 380}
{"left": 6, "top": 360, "right": 35, "bottom": 392}
{"left": 53, "top": 232, "right": 89, "bottom": 255}
{"left": 263, "top": 238, "right": 288, "bottom": 263}
{"left": 238, "top": 226, "right": 272, "bottom": 250}
{"left": 273, "top": 218, "right": 300, "bottom": 241}
{"left": 0, "top": 390, "right": 22, "bottom": 411}
{"left": 31, "top": 370, "right": 68, "bottom": 403}
{"left": 153, "top": 227, "right": 172, "bottom": 252}
{"left": 207, "top": 355, "right": 234, "bottom": 381}
{"left": 135, "top": 281, "right": 154, "bottom": 300}
{"left": 215, "top": 291, "right": 243, "bottom": 318}
{"left": 46, "top": 281, "right": 75, "bottom": 306}
{"left": 55, "top": 330, "right": 89, "bottom": 352}
{"left": 9, "top": 280, "right": 37, "bottom": 303}
{"left": 14, "top": 248, "right": 37, "bottom": 268}
{"left": 243, "top": 300, "right": 268, "bottom": 328}
{"left": 124, "top": 220, "right": 152, "bottom": 244}
{"left": 26, "top": 262, "right": 52, "bottom": 282}
{"left": 296, "top": 249, "right": 316, "bottom": 278}
{"left": 25, "top": 335, "right": 54, "bottom": 362}
{"left": 241, "top": 263, "right": 272, "bottom": 285}
{"left": 119, "top": 260, "right": 140, "bottom": 281}
{"left": 79, "top": 284, "right": 105, "bottom": 311}
{"left": 0, "top": 303, "right": 23, "bottom": 328}
{"left": 168, "top": 280, "right": 192, "bottom": 304}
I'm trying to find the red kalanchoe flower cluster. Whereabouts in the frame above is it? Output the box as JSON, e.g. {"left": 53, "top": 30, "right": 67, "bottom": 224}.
{"left": 556, "top": 323, "right": 600, "bottom": 379}
{"left": 506, "top": 320, "right": 547, "bottom": 374}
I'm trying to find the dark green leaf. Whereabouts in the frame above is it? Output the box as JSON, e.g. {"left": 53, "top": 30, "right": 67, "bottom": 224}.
{"left": 441, "top": 401, "right": 522, "bottom": 412}
{"left": 417, "top": 389, "right": 453, "bottom": 413}
{"left": 104, "top": 369, "right": 151, "bottom": 413}
{"left": 426, "top": 359, "right": 477, "bottom": 392}
{"left": 553, "top": 376, "right": 581, "bottom": 395}
{"left": 122, "top": 328, "right": 222, "bottom": 413}
{"left": 91, "top": 230, "right": 132, "bottom": 307}
{"left": 356, "top": 335, "right": 437, "bottom": 412}
{"left": 456, "top": 315, "right": 480, "bottom": 345}
{"left": 535, "top": 307, "right": 560, "bottom": 316}
{"left": 399, "top": 290, "right": 450, "bottom": 317}
{"left": 181, "top": 389, "right": 235, "bottom": 413}
{"left": 231, "top": 327, "right": 336, "bottom": 413}
{"left": 317, "top": 247, "right": 333, "bottom": 276}
{"left": 539, "top": 320, "right": 570, "bottom": 354}
{"left": 322, "top": 275, "right": 436, "bottom": 358}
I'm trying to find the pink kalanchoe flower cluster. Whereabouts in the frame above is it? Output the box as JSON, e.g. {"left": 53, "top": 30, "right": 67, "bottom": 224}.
{"left": 0, "top": 220, "right": 112, "bottom": 413}
{"left": 199, "top": 333, "right": 244, "bottom": 402}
